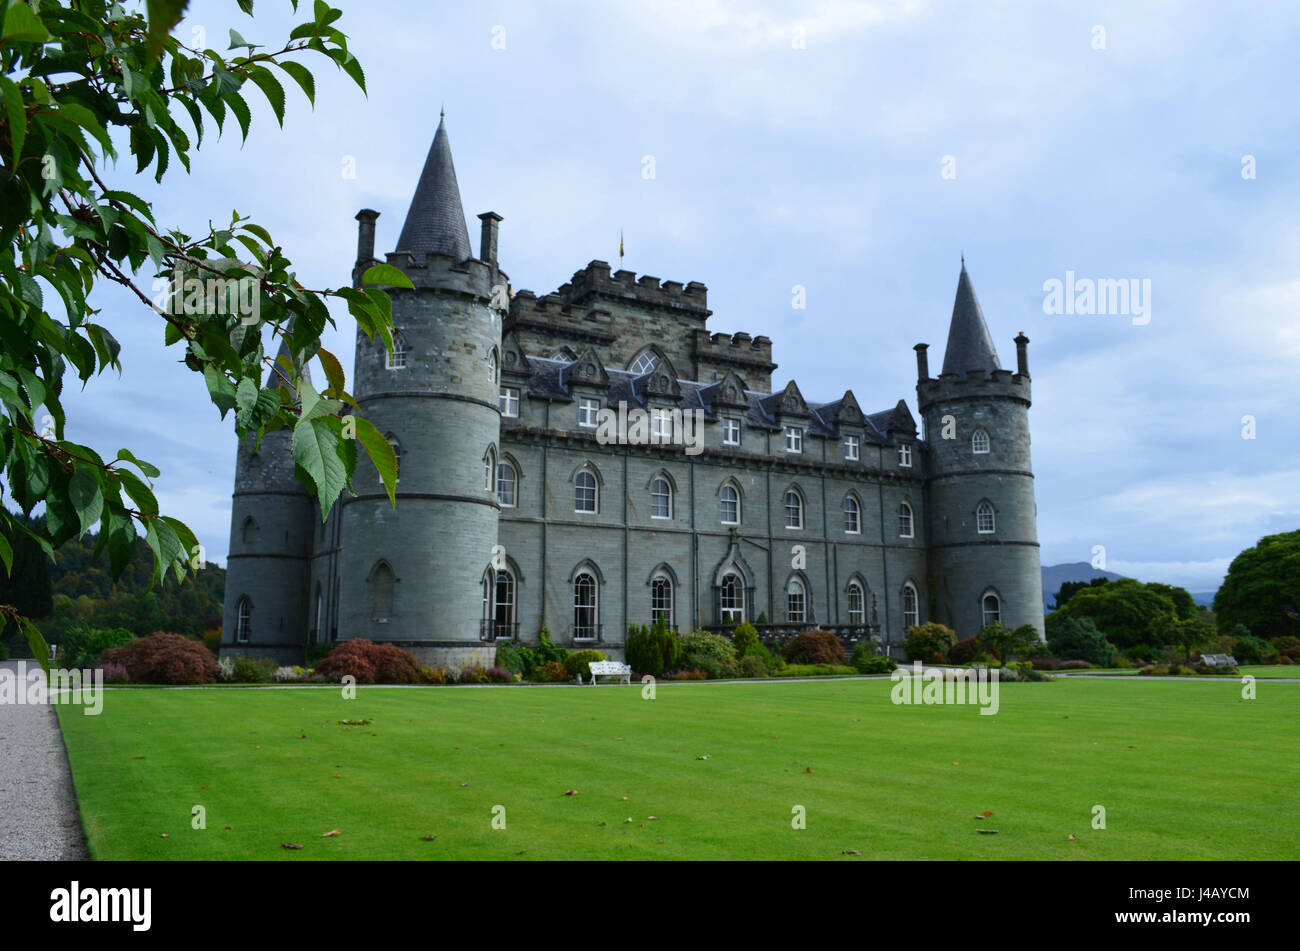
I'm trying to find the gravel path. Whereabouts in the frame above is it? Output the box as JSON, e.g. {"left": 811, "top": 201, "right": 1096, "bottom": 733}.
{"left": 0, "top": 660, "right": 89, "bottom": 860}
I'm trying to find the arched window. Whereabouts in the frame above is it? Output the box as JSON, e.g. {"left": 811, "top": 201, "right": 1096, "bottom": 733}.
{"left": 372, "top": 563, "right": 394, "bottom": 620}
{"left": 720, "top": 484, "right": 740, "bottom": 525}
{"left": 235, "top": 596, "right": 252, "bottom": 642}
{"left": 848, "top": 581, "right": 865, "bottom": 625}
{"left": 785, "top": 489, "right": 803, "bottom": 530}
{"left": 651, "top": 476, "right": 672, "bottom": 519}
{"left": 574, "top": 572, "right": 598, "bottom": 639}
{"left": 386, "top": 334, "right": 407, "bottom": 370}
{"left": 972, "top": 428, "right": 990, "bottom": 454}
{"left": 902, "top": 582, "right": 919, "bottom": 630}
{"left": 487, "top": 347, "right": 499, "bottom": 384}
{"left": 629, "top": 351, "right": 658, "bottom": 375}
{"left": 976, "top": 501, "right": 995, "bottom": 534}
{"left": 899, "top": 502, "right": 914, "bottom": 538}
{"left": 575, "top": 469, "right": 598, "bottom": 513}
{"left": 844, "top": 495, "right": 861, "bottom": 534}
{"left": 720, "top": 573, "right": 744, "bottom": 623}
{"left": 484, "top": 446, "right": 496, "bottom": 491}
{"left": 481, "top": 570, "right": 493, "bottom": 634}
{"left": 241, "top": 516, "right": 257, "bottom": 545}
{"left": 497, "top": 461, "right": 517, "bottom": 507}
{"left": 651, "top": 574, "right": 673, "bottom": 628}
{"left": 983, "top": 593, "right": 1001, "bottom": 628}
{"left": 494, "top": 569, "right": 516, "bottom": 638}
{"left": 787, "top": 578, "right": 806, "bottom": 623}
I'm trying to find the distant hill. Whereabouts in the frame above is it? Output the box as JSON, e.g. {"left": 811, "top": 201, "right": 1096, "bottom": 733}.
{"left": 1188, "top": 592, "right": 1218, "bottom": 609}
{"left": 1041, "top": 563, "right": 1126, "bottom": 611}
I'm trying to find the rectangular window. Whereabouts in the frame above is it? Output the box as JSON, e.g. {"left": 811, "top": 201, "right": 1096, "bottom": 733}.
{"left": 844, "top": 435, "right": 859, "bottom": 461}
{"left": 578, "top": 398, "right": 600, "bottom": 428}
{"left": 898, "top": 444, "right": 912, "bottom": 468}
{"left": 723, "top": 418, "right": 741, "bottom": 445}
{"left": 499, "top": 387, "right": 519, "bottom": 417}
{"left": 652, "top": 408, "right": 673, "bottom": 441}
{"left": 784, "top": 426, "right": 803, "bottom": 454}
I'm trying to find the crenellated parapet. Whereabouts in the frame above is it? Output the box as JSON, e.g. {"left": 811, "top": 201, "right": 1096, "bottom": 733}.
{"left": 693, "top": 330, "right": 776, "bottom": 393}
{"left": 916, "top": 367, "right": 1031, "bottom": 413}
{"left": 381, "top": 249, "right": 499, "bottom": 299}
{"left": 555, "top": 260, "right": 711, "bottom": 317}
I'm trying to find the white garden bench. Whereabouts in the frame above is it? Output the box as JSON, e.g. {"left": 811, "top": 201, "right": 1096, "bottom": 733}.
{"left": 585, "top": 661, "right": 632, "bottom": 685}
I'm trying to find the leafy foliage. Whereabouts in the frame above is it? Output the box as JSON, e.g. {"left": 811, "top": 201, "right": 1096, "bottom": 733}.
{"left": 1053, "top": 577, "right": 1109, "bottom": 610}
{"left": 563, "top": 649, "right": 606, "bottom": 680}
{"left": 976, "top": 622, "right": 1043, "bottom": 662}
{"left": 902, "top": 622, "right": 956, "bottom": 662}
{"left": 313, "top": 638, "right": 421, "bottom": 684}
{"left": 679, "top": 630, "right": 738, "bottom": 679}
{"left": 52, "top": 622, "right": 133, "bottom": 669}
{"left": 530, "top": 660, "right": 569, "bottom": 683}
{"left": 0, "top": 0, "right": 393, "bottom": 666}
{"left": 1214, "top": 530, "right": 1300, "bottom": 641}
{"left": 1046, "top": 617, "right": 1116, "bottom": 667}
{"left": 625, "top": 619, "right": 680, "bottom": 676}
{"left": 1050, "top": 578, "right": 1191, "bottom": 649}
{"left": 97, "top": 630, "right": 217, "bottom": 683}
{"left": 781, "top": 629, "right": 846, "bottom": 666}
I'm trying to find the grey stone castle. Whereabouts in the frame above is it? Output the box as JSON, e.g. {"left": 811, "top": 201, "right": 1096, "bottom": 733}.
{"left": 220, "top": 115, "right": 1045, "bottom": 667}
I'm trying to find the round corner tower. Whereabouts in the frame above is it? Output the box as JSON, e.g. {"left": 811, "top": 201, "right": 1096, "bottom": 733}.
{"left": 220, "top": 352, "right": 314, "bottom": 663}
{"left": 335, "top": 113, "right": 505, "bottom": 668}
{"left": 915, "top": 261, "right": 1044, "bottom": 640}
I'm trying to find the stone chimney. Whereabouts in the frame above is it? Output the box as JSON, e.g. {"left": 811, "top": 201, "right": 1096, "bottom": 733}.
{"left": 478, "top": 212, "right": 502, "bottom": 270}
{"left": 354, "top": 209, "right": 379, "bottom": 287}
{"left": 1014, "top": 332, "right": 1030, "bottom": 378}
{"left": 914, "top": 343, "right": 930, "bottom": 383}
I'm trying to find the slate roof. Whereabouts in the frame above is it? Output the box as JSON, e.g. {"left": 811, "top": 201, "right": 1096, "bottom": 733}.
{"left": 522, "top": 355, "right": 900, "bottom": 444}
{"left": 940, "top": 261, "right": 1002, "bottom": 377}
{"left": 394, "top": 114, "right": 473, "bottom": 261}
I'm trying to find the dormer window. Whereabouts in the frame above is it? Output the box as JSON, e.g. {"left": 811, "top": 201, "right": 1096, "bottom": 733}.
{"left": 784, "top": 426, "right": 803, "bottom": 454}
{"left": 723, "top": 418, "right": 741, "bottom": 446}
{"left": 898, "top": 443, "right": 912, "bottom": 467}
{"left": 579, "top": 398, "right": 600, "bottom": 428}
{"left": 844, "top": 435, "right": 859, "bottom": 461}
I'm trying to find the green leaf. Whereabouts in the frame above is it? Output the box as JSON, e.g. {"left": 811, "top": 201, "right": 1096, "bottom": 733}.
{"left": 316, "top": 346, "right": 345, "bottom": 396}
{"left": 228, "top": 28, "right": 261, "bottom": 50}
{"left": 145, "top": 0, "right": 190, "bottom": 58}
{"left": 235, "top": 374, "right": 258, "bottom": 425}
{"left": 22, "top": 618, "right": 50, "bottom": 675}
{"left": 277, "top": 60, "right": 315, "bottom": 106}
{"left": 0, "top": 526, "right": 12, "bottom": 578}
{"left": 246, "top": 65, "right": 286, "bottom": 127}
{"left": 118, "top": 469, "right": 159, "bottom": 516}
{"left": 353, "top": 415, "right": 397, "bottom": 507}
{"left": 203, "top": 364, "right": 238, "bottom": 417}
{"left": 223, "top": 89, "right": 252, "bottom": 140}
{"left": 293, "top": 414, "right": 348, "bottom": 519}
{"left": 361, "top": 263, "right": 414, "bottom": 289}
{"left": 67, "top": 466, "right": 103, "bottom": 537}
{"left": 1, "top": 2, "right": 51, "bottom": 43}
{"left": 0, "top": 75, "right": 26, "bottom": 166}
{"left": 116, "top": 448, "right": 161, "bottom": 479}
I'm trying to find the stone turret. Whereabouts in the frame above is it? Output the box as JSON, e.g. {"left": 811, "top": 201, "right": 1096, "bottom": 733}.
{"left": 334, "top": 112, "right": 505, "bottom": 666}
{"left": 916, "top": 261, "right": 1043, "bottom": 639}
{"left": 220, "top": 330, "right": 314, "bottom": 662}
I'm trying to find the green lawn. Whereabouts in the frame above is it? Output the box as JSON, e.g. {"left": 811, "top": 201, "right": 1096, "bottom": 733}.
{"left": 57, "top": 678, "right": 1300, "bottom": 860}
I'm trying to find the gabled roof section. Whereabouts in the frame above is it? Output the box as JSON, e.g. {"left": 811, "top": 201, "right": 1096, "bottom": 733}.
{"left": 563, "top": 349, "right": 610, "bottom": 390}
{"left": 886, "top": 400, "right": 917, "bottom": 436}
{"left": 761, "top": 380, "right": 811, "bottom": 420}
{"left": 640, "top": 351, "right": 682, "bottom": 401}
{"left": 940, "top": 261, "right": 1002, "bottom": 377}
{"left": 500, "top": 331, "right": 532, "bottom": 377}
{"left": 395, "top": 113, "right": 473, "bottom": 261}
{"left": 711, "top": 371, "right": 751, "bottom": 409}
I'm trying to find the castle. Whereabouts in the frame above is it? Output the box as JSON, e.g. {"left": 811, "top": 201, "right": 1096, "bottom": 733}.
{"left": 219, "top": 115, "right": 1045, "bottom": 667}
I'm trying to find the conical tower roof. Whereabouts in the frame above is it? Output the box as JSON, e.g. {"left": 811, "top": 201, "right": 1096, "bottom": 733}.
{"left": 395, "top": 112, "right": 472, "bottom": 261}
{"left": 940, "top": 259, "right": 1001, "bottom": 377}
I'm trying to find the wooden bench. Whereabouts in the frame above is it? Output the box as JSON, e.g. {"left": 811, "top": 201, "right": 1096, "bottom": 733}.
{"left": 585, "top": 661, "right": 632, "bottom": 685}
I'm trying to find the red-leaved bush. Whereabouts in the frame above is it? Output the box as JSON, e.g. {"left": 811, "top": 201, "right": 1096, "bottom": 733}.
{"left": 98, "top": 632, "right": 219, "bottom": 685}
{"left": 313, "top": 639, "right": 422, "bottom": 684}
{"left": 780, "top": 630, "right": 847, "bottom": 666}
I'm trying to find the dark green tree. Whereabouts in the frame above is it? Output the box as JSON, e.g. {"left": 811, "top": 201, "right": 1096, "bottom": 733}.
{"left": 1046, "top": 616, "right": 1115, "bottom": 667}
{"left": 1051, "top": 578, "right": 1180, "bottom": 649}
{"left": 1213, "top": 530, "right": 1300, "bottom": 640}
{"left": 0, "top": 508, "right": 51, "bottom": 642}
{"left": 1053, "top": 576, "right": 1108, "bottom": 610}
{"left": 977, "top": 622, "right": 1042, "bottom": 662}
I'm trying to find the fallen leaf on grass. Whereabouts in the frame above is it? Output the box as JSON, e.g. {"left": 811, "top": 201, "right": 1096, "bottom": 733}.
{"left": 696, "top": 754, "right": 711, "bottom": 760}
{"left": 460, "top": 782, "right": 470, "bottom": 787}
{"left": 647, "top": 816, "right": 659, "bottom": 820}
{"left": 160, "top": 833, "right": 168, "bottom": 838}
{"left": 422, "top": 835, "right": 438, "bottom": 841}
{"left": 842, "top": 849, "right": 861, "bottom": 855}
{"left": 1068, "top": 834, "right": 1077, "bottom": 841}
{"left": 977, "top": 829, "right": 999, "bottom": 835}
{"left": 281, "top": 843, "right": 304, "bottom": 850}
{"left": 976, "top": 811, "right": 993, "bottom": 818}
{"left": 624, "top": 818, "right": 633, "bottom": 823}
{"left": 200, "top": 785, "right": 208, "bottom": 789}
{"left": 331, "top": 774, "right": 341, "bottom": 779}
{"left": 564, "top": 789, "right": 579, "bottom": 796}
{"left": 657, "top": 839, "right": 664, "bottom": 845}
{"left": 131, "top": 755, "right": 145, "bottom": 760}
{"left": 223, "top": 826, "right": 232, "bottom": 831}
{"left": 805, "top": 767, "right": 814, "bottom": 773}
{"left": 621, "top": 796, "right": 628, "bottom": 801}
{"left": 320, "top": 829, "right": 341, "bottom": 837}
{"left": 953, "top": 761, "right": 960, "bottom": 766}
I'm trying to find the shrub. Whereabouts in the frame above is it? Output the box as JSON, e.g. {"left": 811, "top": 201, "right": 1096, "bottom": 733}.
{"left": 531, "top": 660, "right": 570, "bottom": 683}
{"left": 485, "top": 666, "right": 513, "bottom": 683}
{"left": 680, "top": 630, "right": 739, "bottom": 679}
{"left": 96, "top": 661, "right": 129, "bottom": 684}
{"left": 855, "top": 654, "right": 897, "bottom": 675}
{"left": 736, "top": 654, "right": 769, "bottom": 678}
{"left": 231, "top": 655, "right": 276, "bottom": 683}
{"left": 1125, "top": 642, "right": 1157, "bottom": 664}
{"left": 731, "top": 621, "right": 761, "bottom": 657}
{"left": 626, "top": 620, "right": 681, "bottom": 676}
{"left": 947, "top": 636, "right": 980, "bottom": 665}
{"left": 216, "top": 656, "right": 235, "bottom": 682}
{"left": 55, "top": 625, "right": 136, "bottom": 671}
{"left": 781, "top": 630, "right": 846, "bottom": 666}
{"left": 978, "top": 622, "right": 1044, "bottom": 662}
{"left": 1005, "top": 660, "right": 1051, "bottom": 682}
{"left": 1231, "top": 633, "right": 1277, "bottom": 665}
{"left": 495, "top": 642, "right": 535, "bottom": 677}
{"left": 1028, "top": 656, "right": 1059, "bottom": 670}
{"left": 98, "top": 632, "right": 219, "bottom": 685}
{"left": 272, "top": 666, "right": 304, "bottom": 683}
{"left": 772, "top": 664, "right": 858, "bottom": 678}
{"left": 1282, "top": 655, "right": 1295, "bottom": 665}
{"left": 306, "top": 643, "right": 333, "bottom": 666}
{"left": 667, "top": 668, "right": 707, "bottom": 680}
{"left": 1047, "top": 617, "right": 1115, "bottom": 667}
{"left": 421, "top": 666, "right": 452, "bottom": 685}
{"left": 313, "top": 639, "right": 423, "bottom": 685}
{"left": 202, "top": 628, "right": 221, "bottom": 655}
{"left": 563, "top": 649, "right": 607, "bottom": 681}
{"left": 1058, "top": 659, "right": 1092, "bottom": 670}
{"left": 0, "top": 641, "right": 8, "bottom": 661}
{"left": 533, "top": 628, "right": 568, "bottom": 667}
{"left": 1270, "top": 635, "right": 1300, "bottom": 662}
{"left": 458, "top": 665, "right": 490, "bottom": 685}
{"left": 903, "top": 623, "right": 957, "bottom": 662}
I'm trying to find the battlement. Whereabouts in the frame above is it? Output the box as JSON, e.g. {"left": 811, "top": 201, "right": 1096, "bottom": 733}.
{"left": 916, "top": 368, "right": 1031, "bottom": 411}
{"left": 505, "top": 290, "right": 617, "bottom": 347}
{"left": 382, "top": 249, "right": 497, "bottom": 298}
{"left": 693, "top": 329, "right": 777, "bottom": 392}
{"left": 556, "top": 260, "right": 711, "bottom": 318}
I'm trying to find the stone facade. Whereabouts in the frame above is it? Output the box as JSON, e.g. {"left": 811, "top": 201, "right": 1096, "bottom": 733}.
{"left": 220, "top": 118, "right": 1044, "bottom": 668}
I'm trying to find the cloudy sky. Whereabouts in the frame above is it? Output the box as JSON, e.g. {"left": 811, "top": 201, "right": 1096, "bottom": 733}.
{"left": 56, "top": 0, "right": 1300, "bottom": 593}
